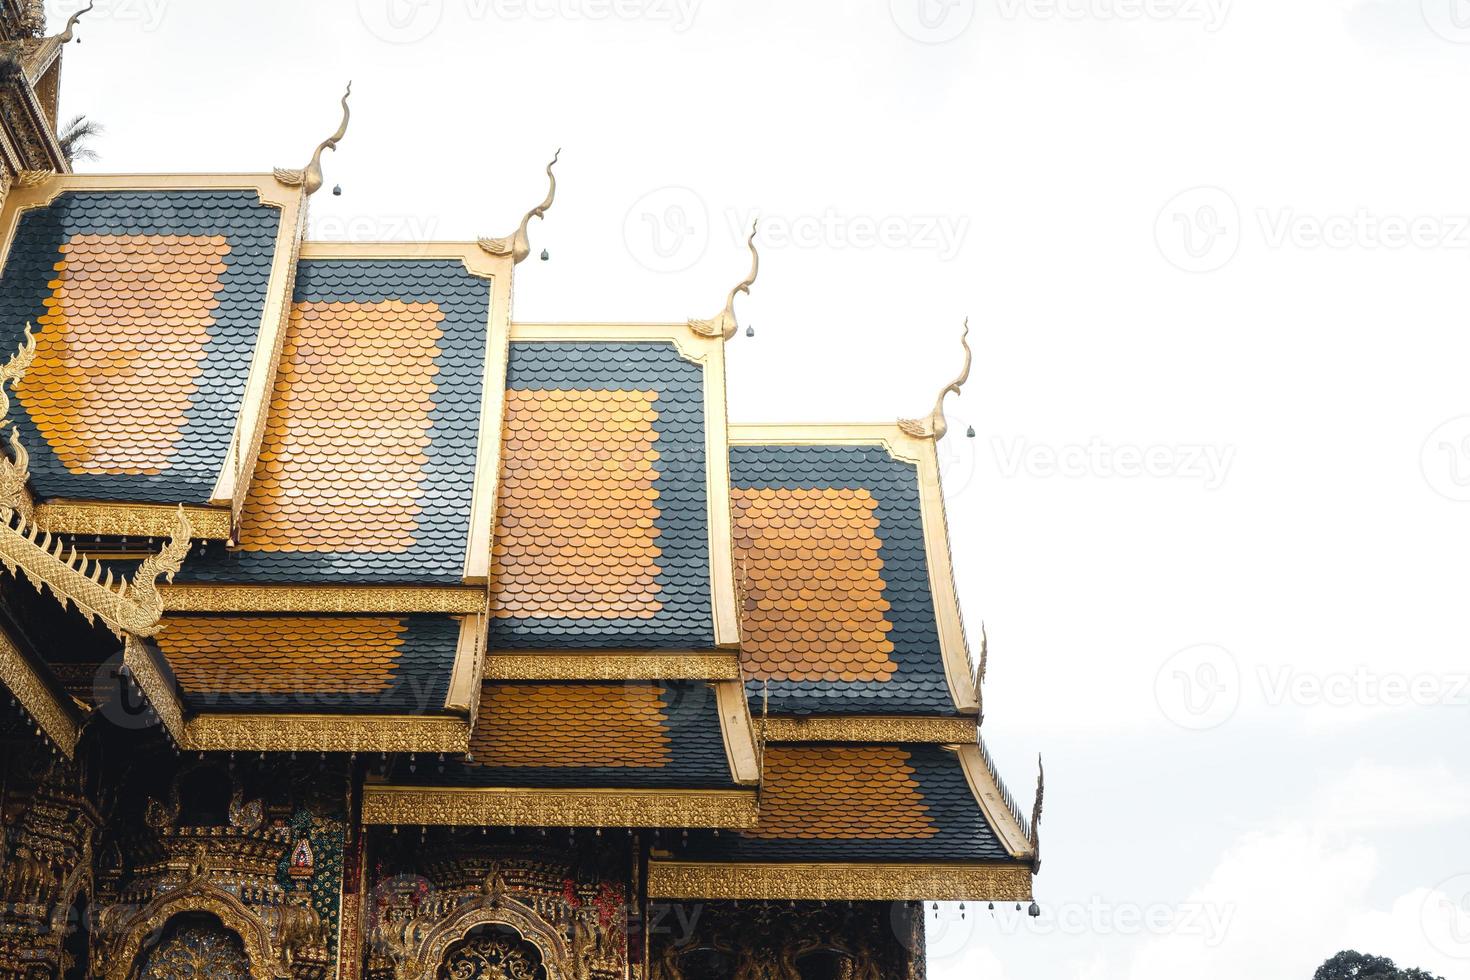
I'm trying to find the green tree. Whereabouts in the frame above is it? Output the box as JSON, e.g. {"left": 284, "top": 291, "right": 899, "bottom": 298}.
{"left": 1313, "top": 950, "right": 1444, "bottom": 980}
{"left": 57, "top": 113, "right": 101, "bottom": 164}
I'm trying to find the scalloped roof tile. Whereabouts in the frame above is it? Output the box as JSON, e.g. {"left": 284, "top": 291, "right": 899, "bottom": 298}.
{"left": 0, "top": 190, "right": 281, "bottom": 503}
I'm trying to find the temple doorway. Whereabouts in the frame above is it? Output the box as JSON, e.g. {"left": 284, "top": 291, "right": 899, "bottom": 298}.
{"left": 131, "top": 912, "right": 252, "bottom": 979}
{"left": 437, "top": 924, "right": 548, "bottom": 980}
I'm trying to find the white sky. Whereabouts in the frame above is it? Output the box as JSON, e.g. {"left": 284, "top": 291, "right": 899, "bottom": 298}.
{"left": 50, "top": 0, "right": 1470, "bottom": 975}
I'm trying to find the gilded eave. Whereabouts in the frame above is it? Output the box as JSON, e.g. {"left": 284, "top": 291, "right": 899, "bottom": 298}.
{"left": 0, "top": 622, "right": 81, "bottom": 756}
{"left": 360, "top": 785, "right": 760, "bottom": 830}
{"left": 646, "top": 860, "right": 1033, "bottom": 902}
{"left": 483, "top": 650, "right": 742, "bottom": 681}
{"left": 762, "top": 715, "right": 978, "bottom": 743}
{"left": 729, "top": 423, "right": 980, "bottom": 715}
{"left": 510, "top": 322, "right": 740, "bottom": 649}
{"left": 158, "top": 584, "right": 488, "bottom": 614}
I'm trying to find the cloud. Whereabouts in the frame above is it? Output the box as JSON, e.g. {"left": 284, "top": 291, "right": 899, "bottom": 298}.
{"left": 1311, "top": 760, "right": 1470, "bottom": 832}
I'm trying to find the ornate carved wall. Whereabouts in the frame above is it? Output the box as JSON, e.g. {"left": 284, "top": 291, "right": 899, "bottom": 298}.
{"left": 649, "top": 901, "right": 925, "bottom": 980}
{"left": 365, "top": 831, "right": 632, "bottom": 980}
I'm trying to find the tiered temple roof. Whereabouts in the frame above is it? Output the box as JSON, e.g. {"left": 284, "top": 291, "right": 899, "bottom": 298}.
{"left": 0, "top": 91, "right": 1040, "bottom": 908}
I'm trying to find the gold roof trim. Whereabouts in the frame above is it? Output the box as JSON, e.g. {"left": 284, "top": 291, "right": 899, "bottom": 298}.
{"left": 483, "top": 652, "right": 741, "bottom": 681}
{"left": 273, "top": 83, "right": 352, "bottom": 197}
{"left": 0, "top": 625, "right": 80, "bottom": 756}
{"left": 763, "top": 716, "right": 978, "bottom": 743}
{"left": 0, "top": 505, "right": 192, "bottom": 639}
{"left": 361, "top": 785, "right": 760, "bottom": 829}
{"left": 33, "top": 501, "right": 231, "bottom": 540}
{"left": 689, "top": 220, "right": 759, "bottom": 341}
{"left": 183, "top": 713, "right": 471, "bottom": 754}
{"left": 479, "top": 149, "right": 560, "bottom": 265}
{"left": 0, "top": 333, "right": 195, "bottom": 638}
{"left": 955, "top": 743, "right": 1035, "bottom": 861}
{"left": 715, "top": 679, "right": 761, "bottom": 785}
{"left": 898, "top": 318, "right": 972, "bottom": 441}
{"left": 159, "top": 584, "right": 487, "bottom": 614}
{"left": 646, "top": 860, "right": 1033, "bottom": 902}
{"left": 121, "top": 636, "right": 186, "bottom": 745}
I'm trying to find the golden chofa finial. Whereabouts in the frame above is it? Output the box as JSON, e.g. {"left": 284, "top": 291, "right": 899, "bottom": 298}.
{"left": 274, "top": 82, "right": 352, "bottom": 197}
{"left": 689, "top": 220, "right": 760, "bottom": 341}
{"left": 56, "top": 0, "right": 95, "bottom": 44}
{"left": 898, "top": 317, "right": 972, "bottom": 440}
{"left": 479, "top": 149, "right": 560, "bottom": 264}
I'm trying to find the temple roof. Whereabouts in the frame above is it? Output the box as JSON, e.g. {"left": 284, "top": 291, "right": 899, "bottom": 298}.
{"left": 488, "top": 340, "right": 714, "bottom": 649}
{"left": 177, "top": 256, "right": 490, "bottom": 584}
{"left": 148, "top": 612, "right": 464, "bottom": 714}
{"left": 732, "top": 443, "right": 951, "bottom": 714}
{"left": 0, "top": 159, "right": 1035, "bottom": 901}
{"left": 0, "top": 187, "right": 285, "bottom": 503}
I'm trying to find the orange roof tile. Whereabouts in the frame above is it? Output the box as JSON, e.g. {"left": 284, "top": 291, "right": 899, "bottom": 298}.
{"left": 237, "top": 299, "right": 444, "bottom": 553}
{"left": 746, "top": 746, "right": 938, "bottom": 839}
{"left": 471, "top": 682, "right": 672, "bottom": 767}
{"left": 732, "top": 487, "right": 897, "bottom": 683}
{"left": 156, "top": 616, "right": 404, "bottom": 695}
{"left": 489, "top": 389, "right": 666, "bottom": 620}
{"left": 17, "top": 233, "right": 228, "bottom": 475}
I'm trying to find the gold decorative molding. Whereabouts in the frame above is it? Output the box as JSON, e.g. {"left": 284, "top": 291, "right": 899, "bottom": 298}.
{"left": 0, "top": 504, "right": 193, "bottom": 639}
{"left": 31, "top": 501, "right": 231, "bottom": 539}
{"left": 646, "top": 861, "right": 1033, "bottom": 902}
{"left": 478, "top": 149, "right": 560, "bottom": 265}
{"left": 0, "top": 625, "right": 79, "bottom": 756}
{"left": 273, "top": 82, "right": 352, "bottom": 196}
{"left": 183, "top": 714, "right": 471, "bottom": 754}
{"left": 483, "top": 652, "right": 741, "bottom": 681}
{"left": 1030, "top": 754, "right": 1045, "bottom": 873}
{"left": 898, "top": 318, "right": 972, "bottom": 441}
{"left": 688, "top": 220, "right": 759, "bottom": 341}
{"left": 763, "top": 716, "right": 978, "bottom": 743}
{"left": 159, "top": 584, "right": 487, "bottom": 614}
{"left": 361, "top": 786, "right": 759, "bottom": 829}
{"left": 101, "top": 883, "right": 276, "bottom": 980}
{"left": 0, "top": 323, "right": 36, "bottom": 520}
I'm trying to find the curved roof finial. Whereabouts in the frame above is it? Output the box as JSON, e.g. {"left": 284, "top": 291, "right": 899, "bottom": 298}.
{"left": 689, "top": 220, "right": 759, "bottom": 341}
{"left": 56, "top": 0, "right": 95, "bottom": 44}
{"left": 478, "top": 149, "right": 560, "bottom": 264}
{"left": 898, "top": 317, "right": 971, "bottom": 440}
{"left": 273, "top": 83, "right": 352, "bottom": 197}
